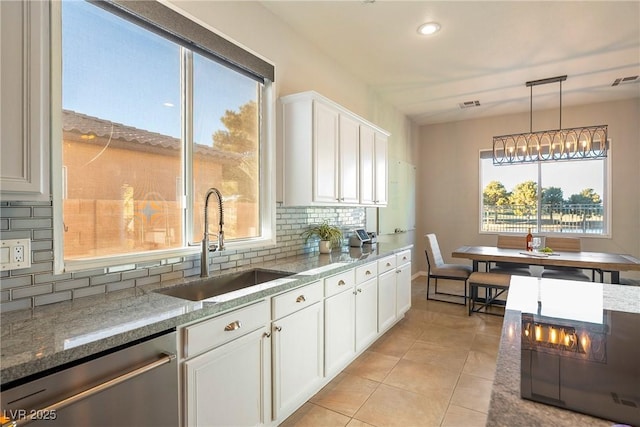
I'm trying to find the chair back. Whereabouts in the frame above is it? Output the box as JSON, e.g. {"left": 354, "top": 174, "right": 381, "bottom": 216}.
{"left": 425, "top": 234, "right": 445, "bottom": 271}
{"left": 497, "top": 235, "right": 526, "bottom": 250}
{"left": 544, "top": 237, "right": 581, "bottom": 252}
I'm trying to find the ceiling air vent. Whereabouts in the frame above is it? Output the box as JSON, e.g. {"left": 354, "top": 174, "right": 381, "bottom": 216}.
{"left": 611, "top": 75, "right": 639, "bottom": 86}
{"left": 459, "top": 100, "right": 481, "bottom": 109}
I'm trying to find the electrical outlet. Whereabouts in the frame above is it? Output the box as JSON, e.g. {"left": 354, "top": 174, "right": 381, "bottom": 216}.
{"left": 0, "top": 238, "right": 31, "bottom": 271}
{"left": 13, "top": 245, "right": 24, "bottom": 263}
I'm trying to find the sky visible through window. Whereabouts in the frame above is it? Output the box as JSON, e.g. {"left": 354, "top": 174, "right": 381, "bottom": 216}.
{"left": 62, "top": 0, "right": 255, "bottom": 143}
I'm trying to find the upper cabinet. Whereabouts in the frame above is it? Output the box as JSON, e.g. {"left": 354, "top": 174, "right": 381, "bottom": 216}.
{"left": 0, "top": 0, "right": 50, "bottom": 201}
{"left": 279, "top": 91, "right": 389, "bottom": 207}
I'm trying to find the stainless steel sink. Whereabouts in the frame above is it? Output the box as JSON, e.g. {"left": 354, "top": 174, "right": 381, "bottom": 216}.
{"left": 154, "top": 268, "right": 294, "bottom": 301}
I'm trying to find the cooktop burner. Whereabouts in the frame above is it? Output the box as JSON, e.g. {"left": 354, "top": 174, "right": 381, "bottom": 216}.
{"left": 521, "top": 309, "right": 640, "bottom": 426}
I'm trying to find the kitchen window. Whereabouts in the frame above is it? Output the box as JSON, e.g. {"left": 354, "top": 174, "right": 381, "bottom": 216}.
{"left": 479, "top": 150, "right": 610, "bottom": 236}
{"left": 53, "top": 1, "right": 275, "bottom": 271}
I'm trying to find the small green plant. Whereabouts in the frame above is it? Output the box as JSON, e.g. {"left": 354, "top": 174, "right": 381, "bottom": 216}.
{"left": 301, "top": 221, "right": 343, "bottom": 248}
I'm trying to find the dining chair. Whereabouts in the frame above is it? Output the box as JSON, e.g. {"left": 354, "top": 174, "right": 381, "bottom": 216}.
{"left": 541, "top": 236, "right": 591, "bottom": 281}
{"left": 489, "top": 235, "right": 532, "bottom": 276}
{"left": 424, "top": 233, "right": 472, "bottom": 305}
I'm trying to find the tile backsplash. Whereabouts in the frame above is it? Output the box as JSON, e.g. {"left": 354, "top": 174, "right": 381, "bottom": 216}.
{"left": 0, "top": 201, "right": 365, "bottom": 313}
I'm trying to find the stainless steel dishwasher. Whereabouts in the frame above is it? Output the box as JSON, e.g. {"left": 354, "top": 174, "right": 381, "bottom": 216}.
{"left": 1, "top": 330, "right": 178, "bottom": 427}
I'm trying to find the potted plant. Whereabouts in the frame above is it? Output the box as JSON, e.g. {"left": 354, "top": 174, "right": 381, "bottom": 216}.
{"left": 301, "top": 221, "right": 343, "bottom": 254}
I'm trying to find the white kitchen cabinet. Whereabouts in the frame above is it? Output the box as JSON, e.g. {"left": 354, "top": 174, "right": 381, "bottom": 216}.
{"left": 324, "top": 270, "right": 356, "bottom": 377}
{"left": 378, "top": 268, "right": 398, "bottom": 333}
{"left": 0, "top": 0, "right": 50, "bottom": 200}
{"left": 355, "top": 276, "right": 378, "bottom": 352}
{"left": 182, "top": 301, "right": 271, "bottom": 427}
{"left": 279, "top": 91, "right": 389, "bottom": 207}
{"left": 313, "top": 101, "right": 339, "bottom": 203}
{"left": 338, "top": 114, "right": 360, "bottom": 204}
{"left": 374, "top": 132, "right": 389, "bottom": 206}
{"left": 359, "top": 126, "right": 388, "bottom": 206}
{"left": 272, "top": 281, "right": 324, "bottom": 421}
{"left": 395, "top": 250, "right": 413, "bottom": 316}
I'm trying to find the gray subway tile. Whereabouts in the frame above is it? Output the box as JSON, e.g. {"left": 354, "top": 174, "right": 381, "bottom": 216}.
{"left": 73, "top": 285, "right": 106, "bottom": 298}
{"left": 1, "top": 298, "right": 33, "bottom": 312}
{"left": 34, "top": 291, "right": 72, "bottom": 307}
{"left": 12, "top": 283, "right": 53, "bottom": 299}
{"left": 54, "top": 278, "right": 90, "bottom": 292}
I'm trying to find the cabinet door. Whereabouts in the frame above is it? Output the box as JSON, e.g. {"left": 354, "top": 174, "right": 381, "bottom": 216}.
{"left": 374, "top": 132, "right": 388, "bottom": 205}
{"left": 338, "top": 115, "right": 360, "bottom": 204}
{"left": 0, "top": 0, "right": 49, "bottom": 200}
{"left": 184, "top": 327, "right": 271, "bottom": 427}
{"left": 313, "top": 101, "right": 339, "bottom": 203}
{"left": 355, "top": 277, "right": 378, "bottom": 352}
{"left": 324, "top": 288, "right": 355, "bottom": 377}
{"left": 359, "top": 126, "right": 375, "bottom": 205}
{"left": 396, "top": 262, "right": 412, "bottom": 316}
{"left": 378, "top": 269, "right": 397, "bottom": 332}
{"left": 272, "top": 302, "right": 324, "bottom": 421}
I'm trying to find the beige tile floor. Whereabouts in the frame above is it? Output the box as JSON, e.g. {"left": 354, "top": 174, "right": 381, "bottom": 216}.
{"left": 280, "top": 278, "right": 504, "bottom": 427}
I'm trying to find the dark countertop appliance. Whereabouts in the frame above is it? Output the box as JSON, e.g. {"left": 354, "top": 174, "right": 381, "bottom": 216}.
{"left": 521, "top": 308, "right": 639, "bottom": 426}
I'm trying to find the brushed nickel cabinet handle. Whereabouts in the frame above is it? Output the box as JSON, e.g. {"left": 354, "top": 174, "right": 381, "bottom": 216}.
{"left": 224, "top": 320, "right": 241, "bottom": 331}
{"left": 274, "top": 325, "right": 282, "bottom": 332}
{"left": 263, "top": 332, "right": 271, "bottom": 338}
{"left": 338, "top": 280, "right": 346, "bottom": 286}
{"left": 365, "top": 270, "right": 372, "bottom": 275}
{"left": 386, "top": 262, "right": 392, "bottom": 267}
{"left": 296, "top": 295, "right": 306, "bottom": 303}
{"left": 357, "top": 288, "right": 362, "bottom": 293}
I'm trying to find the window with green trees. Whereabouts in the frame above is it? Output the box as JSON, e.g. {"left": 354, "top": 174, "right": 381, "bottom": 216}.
{"left": 480, "top": 152, "right": 608, "bottom": 235}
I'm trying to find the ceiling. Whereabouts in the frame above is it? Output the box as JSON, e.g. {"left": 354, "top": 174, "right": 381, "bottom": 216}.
{"left": 261, "top": 1, "right": 640, "bottom": 126}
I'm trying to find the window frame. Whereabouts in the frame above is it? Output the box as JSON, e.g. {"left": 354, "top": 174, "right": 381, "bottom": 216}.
{"left": 478, "top": 146, "right": 612, "bottom": 238}
{"left": 51, "top": 1, "right": 276, "bottom": 273}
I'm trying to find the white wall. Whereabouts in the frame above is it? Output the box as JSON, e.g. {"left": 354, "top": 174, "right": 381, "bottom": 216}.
{"left": 416, "top": 98, "right": 640, "bottom": 279}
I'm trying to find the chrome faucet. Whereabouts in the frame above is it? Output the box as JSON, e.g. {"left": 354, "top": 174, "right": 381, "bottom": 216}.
{"left": 201, "top": 187, "right": 225, "bottom": 277}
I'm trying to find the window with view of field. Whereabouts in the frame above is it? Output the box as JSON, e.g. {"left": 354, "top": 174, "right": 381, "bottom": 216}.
{"left": 60, "top": 1, "right": 269, "bottom": 265}
{"left": 480, "top": 152, "right": 608, "bottom": 235}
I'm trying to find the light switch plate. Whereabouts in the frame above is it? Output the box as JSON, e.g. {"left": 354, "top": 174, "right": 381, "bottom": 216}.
{"left": 0, "top": 238, "right": 31, "bottom": 271}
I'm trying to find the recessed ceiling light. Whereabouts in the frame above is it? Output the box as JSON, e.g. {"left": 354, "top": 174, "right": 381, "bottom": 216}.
{"left": 417, "top": 22, "right": 441, "bottom": 36}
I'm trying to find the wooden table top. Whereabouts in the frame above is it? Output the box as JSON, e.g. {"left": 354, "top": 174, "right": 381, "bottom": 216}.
{"left": 452, "top": 245, "right": 640, "bottom": 271}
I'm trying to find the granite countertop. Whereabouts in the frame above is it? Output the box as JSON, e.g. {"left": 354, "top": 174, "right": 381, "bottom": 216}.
{"left": 1, "top": 241, "right": 412, "bottom": 386}
{"left": 487, "top": 276, "right": 640, "bottom": 426}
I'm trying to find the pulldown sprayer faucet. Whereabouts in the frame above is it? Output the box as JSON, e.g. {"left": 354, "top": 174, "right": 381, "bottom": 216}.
{"left": 201, "top": 187, "right": 225, "bottom": 278}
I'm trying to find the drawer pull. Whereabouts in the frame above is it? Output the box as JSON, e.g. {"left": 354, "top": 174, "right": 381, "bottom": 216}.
{"left": 357, "top": 288, "right": 362, "bottom": 293}
{"left": 224, "top": 321, "right": 242, "bottom": 331}
{"left": 403, "top": 256, "right": 408, "bottom": 260}
{"left": 263, "top": 332, "right": 271, "bottom": 338}
{"left": 365, "top": 270, "right": 372, "bottom": 275}
{"left": 338, "top": 280, "right": 346, "bottom": 286}
{"left": 386, "top": 262, "right": 392, "bottom": 267}
{"left": 274, "top": 325, "right": 282, "bottom": 332}
{"left": 296, "top": 295, "right": 306, "bottom": 303}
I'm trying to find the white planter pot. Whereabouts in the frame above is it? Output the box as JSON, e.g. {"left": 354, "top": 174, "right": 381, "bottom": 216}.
{"left": 318, "top": 240, "right": 332, "bottom": 254}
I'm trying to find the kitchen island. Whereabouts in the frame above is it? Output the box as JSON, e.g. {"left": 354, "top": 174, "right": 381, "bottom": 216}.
{"left": 0, "top": 241, "right": 412, "bottom": 386}
{"left": 487, "top": 276, "right": 640, "bottom": 426}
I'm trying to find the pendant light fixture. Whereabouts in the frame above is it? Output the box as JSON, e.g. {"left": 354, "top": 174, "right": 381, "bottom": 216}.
{"left": 492, "top": 75, "right": 608, "bottom": 165}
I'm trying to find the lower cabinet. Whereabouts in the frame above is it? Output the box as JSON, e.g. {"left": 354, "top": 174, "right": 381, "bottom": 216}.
{"left": 181, "top": 301, "right": 271, "bottom": 427}
{"left": 355, "top": 277, "right": 378, "bottom": 352}
{"left": 396, "top": 250, "right": 413, "bottom": 316}
{"left": 378, "top": 256, "right": 398, "bottom": 332}
{"left": 183, "top": 327, "right": 271, "bottom": 427}
{"left": 272, "top": 282, "right": 324, "bottom": 421}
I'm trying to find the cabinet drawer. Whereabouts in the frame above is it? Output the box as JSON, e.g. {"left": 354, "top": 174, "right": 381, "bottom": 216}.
{"left": 396, "top": 250, "right": 412, "bottom": 265}
{"left": 324, "top": 269, "right": 355, "bottom": 298}
{"left": 355, "top": 262, "right": 377, "bottom": 284}
{"left": 183, "top": 300, "right": 268, "bottom": 358}
{"left": 272, "top": 280, "right": 323, "bottom": 320}
{"left": 377, "top": 256, "right": 396, "bottom": 274}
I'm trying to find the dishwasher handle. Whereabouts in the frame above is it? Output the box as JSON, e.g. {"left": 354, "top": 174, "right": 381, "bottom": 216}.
{"left": 2, "top": 352, "right": 177, "bottom": 427}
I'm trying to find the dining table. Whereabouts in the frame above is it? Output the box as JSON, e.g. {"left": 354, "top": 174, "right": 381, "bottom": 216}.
{"left": 451, "top": 245, "right": 640, "bottom": 284}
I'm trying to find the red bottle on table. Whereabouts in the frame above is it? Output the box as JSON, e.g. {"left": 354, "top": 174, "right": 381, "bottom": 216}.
{"left": 526, "top": 228, "right": 533, "bottom": 251}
